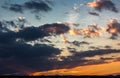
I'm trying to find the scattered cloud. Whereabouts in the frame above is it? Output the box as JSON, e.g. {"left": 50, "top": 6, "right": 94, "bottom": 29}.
{"left": 1, "top": 0, "right": 53, "bottom": 19}
{"left": 0, "top": 0, "right": 120, "bottom": 75}
{"left": 80, "top": 24, "right": 102, "bottom": 38}
{"left": 86, "top": 0, "right": 118, "bottom": 13}
{"left": 0, "top": 19, "right": 120, "bottom": 75}
{"left": 40, "top": 23, "right": 70, "bottom": 36}
{"left": 104, "top": 45, "right": 112, "bottom": 49}
{"left": 2, "top": 0, "right": 52, "bottom": 13}
{"left": 88, "top": 11, "right": 100, "bottom": 16}
{"left": 106, "top": 19, "right": 120, "bottom": 39}
{"left": 71, "top": 41, "right": 90, "bottom": 46}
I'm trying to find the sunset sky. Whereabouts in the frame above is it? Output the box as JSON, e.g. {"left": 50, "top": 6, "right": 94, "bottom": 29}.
{"left": 0, "top": 0, "right": 120, "bottom": 76}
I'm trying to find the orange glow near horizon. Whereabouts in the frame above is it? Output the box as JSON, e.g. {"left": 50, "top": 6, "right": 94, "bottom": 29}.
{"left": 31, "top": 61, "right": 120, "bottom": 76}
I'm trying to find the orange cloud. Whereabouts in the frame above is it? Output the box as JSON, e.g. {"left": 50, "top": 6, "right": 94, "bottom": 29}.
{"left": 86, "top": 1, "right": 99, "bottom": 8}
{"left": 80, "top": 29, "right": 100, "bottom": 37}
{"left": 69, "top": 29, "right": 79, "bottom": 36}
{"left": 86, "top": 0, "right": 118, "bottom": 12}
{"left": 106, "top": 19, "right": 120, "bottom": 38}
{"left": 60, "top": 34, "right": 68, "bottom": 43}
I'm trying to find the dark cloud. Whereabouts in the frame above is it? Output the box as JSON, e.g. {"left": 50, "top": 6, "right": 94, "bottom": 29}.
{"left": 109, "top": 35, "right": 118, "bottom": 40}
{"left": 16, "top": 27, "right": 48, "bottom": 41}
{"left": 88, "top": 11, "right": 100, "bottom": 16}
{"left": 17, "top": 23, "right": 70, "bottom": 41}
{"left": 2, "top": 0, "right": 52, "bottom": 14}
{"left": 104, "top": 45, "right": 112, "bottom": 49}
{"left": 0, "top": 26, "right": 61, "bottom": 75}
{"left": 9, "top": 4, "right": 23, "bottom": 13}
{"left": 106, "top": 19, "right": 120, "bottom": 39}
{"left": 24, "top": 0, "right": 52, "bottom": 13}
{"left": 0, "top": 43, "right": 60, "bottom": 59}
{"left": 0, "top": 19, "right": 70, "bottom": 41}
{"left": 40, "top": 23, "right": 70, "bottom": 35}
{"left": 35, "top": 15, "right": 41, "bottom": 20}
{"left": 89, "top": 46, "right": 100, "bottom": 50}
{"left": 60, "top": 49, "right": 120, "bottom": 68}
{"left": 0, "top": 43, "right": 61, "bottom": 75}
{"left": 86, "top": 0, "right": 118, "bottom": 13}
{"left": 44, "top": 49, "right": 120, "bottom": 70}
{"left": 1, "top": 0, "right": 53, "bottom": 20}
{"left": 73, "top": 49, "right": 120, "bottom": 59}
{"left": 97, "top": 0, "right": 118, "bottom": 12}
{"left": 0, "top": 18, "right": 73, "bottom": 75}
{"left": 71, "top": 41, "right": 90, "bottom": 46}
{"left": 0, "top": 32, "right": 16, "bottom": 45}
{"left": 1, "top": 30, "right": 120, "bottom": 76}
{"left": 0, "top": 19, "right": 72, "bottom": 75}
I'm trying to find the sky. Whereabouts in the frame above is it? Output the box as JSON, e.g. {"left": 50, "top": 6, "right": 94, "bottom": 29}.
{"left": 0, "top": 0, "right": 120, "bottom": 76}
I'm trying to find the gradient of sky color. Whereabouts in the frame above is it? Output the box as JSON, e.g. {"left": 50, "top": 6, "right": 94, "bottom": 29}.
{"left": 0, "top": 0, "right": 120, "bottom": 76}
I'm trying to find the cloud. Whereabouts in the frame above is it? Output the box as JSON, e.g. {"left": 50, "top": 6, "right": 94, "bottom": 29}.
{"left": 40, "top": 23, "right": 70, "bottom": 36}
{"left": 16, "top": 22, "right": 69, "bottom": 41}
{"left": 35, "top": 15, "right": 41, "bottom": 20}
{"left": 68, "top": 23, "right": 104, "bottom": 38}
{"left": 48, "top": 49, "right": 120, "bottom": 70}
{"left": 0, "top": 43, "right": 61, "bottom": 75}
{"left": 73, "top": 49, "right": 120, "bottom": 59}
{"left": 9, "top": 4, "right": 23, "bottom": 13}
{"left": 0, "top": 19, "right": 70, "bottom": 41}
{"left": 0, "top": 19, "right": 72, "bottom": 75}
{"left": 0, "top": 31, "right": 16, "bottom": 44}
{"left": 0, "top": 25, "right": 61, "bottom": 75}
{"left": 80, "top": 24, "right": 102, "bottom": 38}
{"left": 16, "top": 27, "right": 49, "bottom": 41}
{"left": 104, "top": 45, "right": 112, "bottom": 49}
{"left": 86, "top": 0, "right": 118, "bottom": 13}
{"left": 2, "top": 0, "right": 52, "bottom": 13}
{"left": 71, "top": 41, "right": 90, "bottom": 46}
{"left": 106, "top": 19, "right": 120, "bottom": 39}
{"left": 0, "top": 17, "right": 28, "bottom": 32}
{"left": 59, "top": 49, "right": 120, "bottom": 68}
{"left": 24, "top": 0, "right": 52, "bottom": 13}
{"left": 1, "top": 0, "right": 53, "bottom": 20}
{"left": 89, "top": 46, "right": 100, "bottom": 50}
{"left": 0, "top": 43, "right": 60, "bottom": 59}
{"left": 1, "top": 28, "right": 120, "bottom": 75}
{"left": 0, "top": 18, "right": 74, "bottom": 74}
{"left": 88, "top": 11, "right": 100, "bottom": 16}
